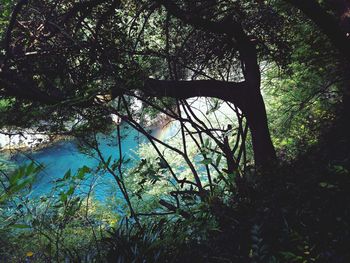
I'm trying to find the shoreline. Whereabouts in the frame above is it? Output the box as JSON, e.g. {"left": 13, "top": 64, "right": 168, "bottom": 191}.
{"left": 0, "top": 134, "right": 72, "bottom": 155}
{"left": 0, "top": 114, "right": 175, "bottom": 155}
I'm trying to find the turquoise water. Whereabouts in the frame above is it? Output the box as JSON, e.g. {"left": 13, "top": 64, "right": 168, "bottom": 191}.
{"left": 11, "top": 124, "right": 145, "bottom": 201}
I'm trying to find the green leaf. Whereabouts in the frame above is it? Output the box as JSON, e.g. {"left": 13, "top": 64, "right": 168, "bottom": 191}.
{"left": 26, "top": 162, "right": 35, "bottom": 175}
{"left": 201, "top": 158, "right": 212, "bottom": 165}
{"left": 60, "top": 192, "right": 68, "bottom": 202}
{"left": 319, "top": 182, "right": 336, "bottom": 189}
{"left": 77, "top": 166, "right": 90, "bottom": 179}
{"left": 12, "top": 224, "right": 31, "bottom": 229}
{"left": 204, "top": 138, "right": 209, "bottom": 147}
{"left": 67, "top": 186, "right": 74, "bottom": 196}
{"left": 332, "top": 165, "right": 349, "bottom": 175}
{"left": 215, "top": 154, "right": 222, "bottom": 166}
{"left": 105, "top": 156, "right": 112, "bottom": 167}
{"left": 111, "top": 160, "right": 120, "bottom": 171}
{"left": 63, "top": 169, "right": 71, "bottom": 180}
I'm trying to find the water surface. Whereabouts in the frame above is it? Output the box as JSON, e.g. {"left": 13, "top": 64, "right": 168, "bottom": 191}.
{"left": 11, "top": 125, "right": 144, "bottom": 201}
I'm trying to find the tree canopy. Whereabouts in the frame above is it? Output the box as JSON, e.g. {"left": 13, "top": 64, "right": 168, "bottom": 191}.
{"left": 1, "top": 0, "right": 350, "bottom": 262}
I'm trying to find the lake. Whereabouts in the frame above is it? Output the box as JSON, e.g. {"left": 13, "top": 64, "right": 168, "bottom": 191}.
{"left": 10, "top": 124, "right": 146, "bottom": 202}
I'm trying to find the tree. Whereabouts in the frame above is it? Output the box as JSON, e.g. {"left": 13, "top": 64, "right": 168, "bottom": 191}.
{"left": 0, "top": 0, "right": 283, "bottom": 169}
{"left": 1, "top": 1, "right": 350, "bottom": 261}
{"left": 285, "top": 0, "right": 350, "bottom": 61}
{"left": 0, "top": 0, "right": 347, "bottom": 203}
{"left": 284, "top": 0, "right": 350, "bottom": 118}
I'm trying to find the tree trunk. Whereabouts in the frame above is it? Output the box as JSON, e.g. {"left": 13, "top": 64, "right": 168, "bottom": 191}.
{"left": 243, "top": 93, "right": 276, "bottom": 166}
{"left": 141, "top": 78, "right": 276, "bottom": 168}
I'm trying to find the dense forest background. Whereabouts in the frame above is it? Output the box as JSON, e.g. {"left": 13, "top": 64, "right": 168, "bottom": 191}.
{"left": 0, "top": 0, "right": 350, "bottom": 262}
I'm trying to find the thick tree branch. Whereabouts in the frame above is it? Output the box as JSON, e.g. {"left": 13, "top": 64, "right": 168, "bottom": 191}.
{"left": 2, "top": 0, "right": 29, "bottom": 67}
{"left": 4, "top": 0, "right": 28, "bottom": 53}
{"left": 155, "top": 1, "right": 261, "bottom": 91}
{"left": 155, "top": 0, "right": 243, "bottom": 40}
{"left": 140, "top": 78, "right": 276, "bottom": 166}
{"left": 142, "top": 79, "right": 246, "bottom": 105}
{"left": 0, "top": 71, "right": 63, "bottom": 104}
